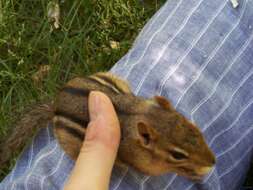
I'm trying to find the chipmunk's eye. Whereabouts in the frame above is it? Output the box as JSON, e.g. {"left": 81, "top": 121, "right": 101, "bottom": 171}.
{"left": 168, "top": 148, "right": 189, "bottom": 161}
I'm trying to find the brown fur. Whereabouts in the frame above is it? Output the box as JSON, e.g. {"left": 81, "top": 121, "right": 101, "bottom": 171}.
{"left": 0, "top": 102, "right": 54, "bottom": 170}
{"left": 0, "top": 72, "right": 216, "bottom": 180}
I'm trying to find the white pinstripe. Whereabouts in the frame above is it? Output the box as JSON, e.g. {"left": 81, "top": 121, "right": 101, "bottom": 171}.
{"left": 9, "top": 160, "right": 17, "bottom": 182}
{"left": 23, "top": 143, "right": 58, "bottom": 190}
{"left": 218, "top": 161, "right": 247, "bottom": 190}
{"left": 174, "top": 0, "right": 247, "bottom": 108}
{"left": 123, "top": 0, "right": 184, "bottom": 79}
{"left": 191, "top": 31, "right": 253, "bottom": 122}
{"left": 39, "top": 152, "right": 65, "bottom": 190}
{"left": 133, "top": 0, "right": 209, "bottom": 94}
{"left": 219, "top": 145, "right": 253, "bottom": 178}
{"left": 163, "top": 174, "right": 177, "bottom": 190}
{"left": 9, "top": 179, "right": 16, "bottom": 190}
{"left": 121, "top": 52, "right": 133, "bottom": 76}
{"left": 46, "top": 126, "right": 51, "bottom": 144}
{"left": 27, "top": 138, "right": 34, "bottom": 169}
{"left": 7, "top": 169, "right": 16, "bottom": 190}
{"left": 217, "top": 125, "right": 253, "bottom": 158}
{"left": 8, "top": 160, "right": 17, "bottom": 185}
{"left": 203, "top": 67, "right": 253, "bottom": 130}
{"left": 203, "top": 166, "right": 216, "bottom": 184}
{"left": 114, "top": 167, "right": 129, "bottom": 190}
{"left": 129, "top": 169, "right": 143, "bottom": 183}
{"left": 9, "top": 143, "right": 57, "bottom": 190}
{"left": 157, "top": 0, "right": 229, "bottom": 95}
{"left": 6, "top": 139, "right": 34, "bottom": 189}
{"left": 209, "top": 97, "right": 253, "bottom": 147}
{"left": 194, "top": 168, "right": 222, "bottom": 190}
{"left": 140, "top": 176, "right": 149, "bottom": 190}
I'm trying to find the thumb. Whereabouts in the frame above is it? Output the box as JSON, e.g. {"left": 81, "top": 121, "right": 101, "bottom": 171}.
{"left": 64, "top": 91, "right": 121, "bottom": 190}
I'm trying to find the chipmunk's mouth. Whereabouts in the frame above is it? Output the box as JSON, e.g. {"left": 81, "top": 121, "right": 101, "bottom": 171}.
{"left": 186, "top": 166, "right": 214, "bottom": 181}
{"left": 176, "top": 166, "right": 213, "bottom": 181}
{"left": 196, "top": 166, "right": 213, "bottom": 176}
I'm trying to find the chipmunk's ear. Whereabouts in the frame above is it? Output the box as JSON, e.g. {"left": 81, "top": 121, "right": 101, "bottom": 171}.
{"left": 137, "top": 122, "right": 158, "bottom": 148}
{"left": 152, "top": 96, "right": 174, "bottom": 111}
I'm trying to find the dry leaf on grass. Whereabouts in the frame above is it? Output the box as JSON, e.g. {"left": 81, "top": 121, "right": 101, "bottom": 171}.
{"left": 110, "top": 41, "right": 120, "bottom": 49}
{"left": 32, "top": 65, "right": 51, "bottom": 83}
{"left": 47, "top": 1, "right": 60, "bottom": 29}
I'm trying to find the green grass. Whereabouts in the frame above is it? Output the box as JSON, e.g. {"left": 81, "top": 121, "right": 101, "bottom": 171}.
{"left": 0, "top": 0, "right": 165, "bottom": 179}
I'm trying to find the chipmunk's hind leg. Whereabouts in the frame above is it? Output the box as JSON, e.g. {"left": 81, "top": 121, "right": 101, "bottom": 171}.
{"left": 0, "top": 102, "right": 54, "bottom": 170}
{"left": 53, "top": 115, "right": 85, "bottom": 160}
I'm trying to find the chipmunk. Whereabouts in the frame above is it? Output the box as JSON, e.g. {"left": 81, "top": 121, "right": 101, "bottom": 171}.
{"left": 0, "top": 72, "right": 216, "bottom": 180}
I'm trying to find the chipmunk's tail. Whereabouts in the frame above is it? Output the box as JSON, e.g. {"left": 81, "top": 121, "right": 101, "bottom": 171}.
{"left": 0, "top": 102, "right": 54, "bottom": 170}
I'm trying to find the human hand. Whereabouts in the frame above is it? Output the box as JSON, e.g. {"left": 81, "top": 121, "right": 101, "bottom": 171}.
{"left": 64, "top": 91, "right": 121, "bottom": 190}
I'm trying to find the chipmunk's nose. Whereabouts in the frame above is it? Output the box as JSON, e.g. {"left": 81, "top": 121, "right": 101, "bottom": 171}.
{"left": 205, "top": 149, "right": 216, "bottom": 166}
{"left": 195, "top": 153, "right": 216, "bottom": 177}
{"left": 210, "top": 155, "right": 216, "bottom": 165}
{"left": 208, "top": 152, "right": 216, "bottom": 166}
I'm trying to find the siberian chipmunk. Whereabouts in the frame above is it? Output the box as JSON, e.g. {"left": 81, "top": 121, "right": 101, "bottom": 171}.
{"left": 0, "top": 72, "right": 215, "bottom": 180}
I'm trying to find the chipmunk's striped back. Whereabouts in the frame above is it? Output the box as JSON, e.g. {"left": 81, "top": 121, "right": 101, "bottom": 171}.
{"left": 53, "top": 72, "right": 132, "bottom": 159}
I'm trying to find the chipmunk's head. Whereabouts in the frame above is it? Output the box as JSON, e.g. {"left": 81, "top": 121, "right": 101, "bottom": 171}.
{"left": 118, "top": 96, "right": 215, "bottom": 181}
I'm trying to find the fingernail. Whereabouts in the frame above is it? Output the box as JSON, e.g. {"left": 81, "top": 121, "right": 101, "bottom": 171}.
{"left": 89, "top": 91, "right": 101, "bottom": 121}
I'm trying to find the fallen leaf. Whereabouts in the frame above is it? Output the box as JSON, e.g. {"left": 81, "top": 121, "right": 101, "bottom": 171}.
{"left": 32, "top": 65, "right": 51, "bottom": 83}
{"left": 47, "top": 1, "right": 60, "bottom": 29}
{"left": 110, "top": 40, "right": 120, "bottom": 49}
